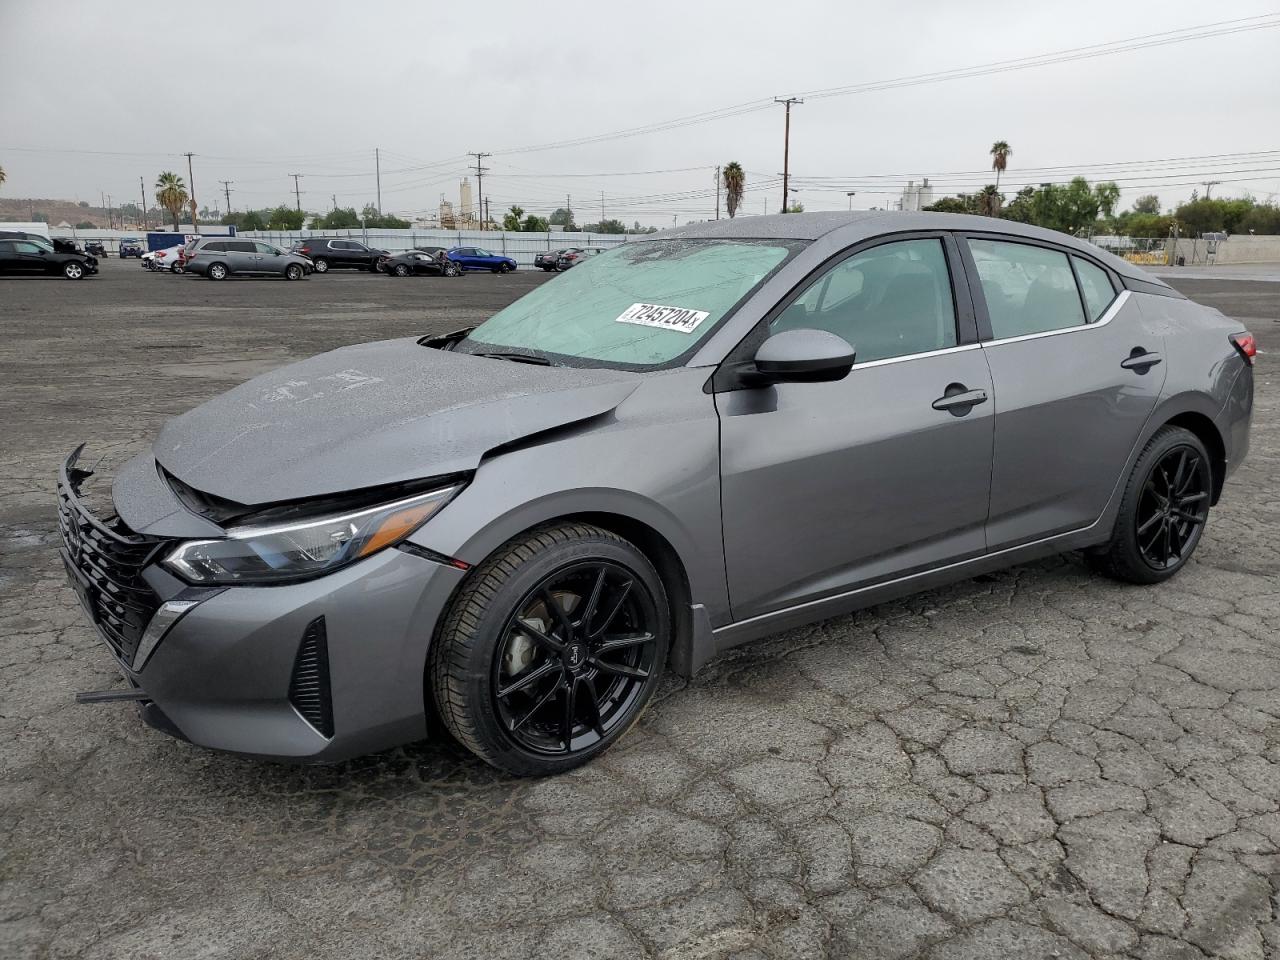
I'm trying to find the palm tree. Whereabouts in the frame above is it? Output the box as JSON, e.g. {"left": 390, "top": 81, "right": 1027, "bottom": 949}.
{"left": 722, "top": 162, "right": 745, "bottom": 218}
{"left": 155, "top": 171, "right": 189, "bottom": 230}
{"left": 989, "top": 141, "right": 1012, "bottom": 191}
{"left": 976, "top": 185, "right": 1003, "bottom": 218}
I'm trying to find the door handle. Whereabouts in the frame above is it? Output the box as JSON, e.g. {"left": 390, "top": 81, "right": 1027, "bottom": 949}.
{"left": 1121, "top": 349, "right": 1162, "bottom": 371}
{"left": 932, "top": 387, "right": 988, "bottom": 412}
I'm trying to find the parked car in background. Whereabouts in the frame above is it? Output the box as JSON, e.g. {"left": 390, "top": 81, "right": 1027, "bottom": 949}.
{"left": 85, "top": 240, "right": 106, "bottom": 258}
{"left": 0, "top": 237, "right": 98, "bottom": 278}
{"left": 383, "top": 247, "right": 462, "bottom": 277}
{"left": 145, "top": 246, "right": 186, "bottom": 273}
{"left": 448, "top": 246, "right": 518, "bottom": 273}
{"left": 184, "top": 238, "right": 311, "bottom": 280}
{"left": 556, "top": 247, "right": 600, "bottom": 270}
{"left": 0, "top": 231, "right": 81, "bottom": 255}
{"left": 119, "top": 239, "right": 144, "bottom": 258}
{"left": 535, "top": 248, "right": 580, "bottom": 271}
{"left": 292, "top": 237, "right": 388, "bottom": 273}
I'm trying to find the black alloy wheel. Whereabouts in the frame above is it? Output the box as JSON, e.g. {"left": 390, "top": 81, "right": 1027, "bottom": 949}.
{"left": 492, "top": 561, "right": 659, "bottom": 757}
{"left": 430, "top": 523, "right": 669, "bottom": 776}
{"left": 1088, "top": 425, "right": 1212, "bottom": 584}
{"left": 1135, "top": 445, "right": 1210, "bottom": 571}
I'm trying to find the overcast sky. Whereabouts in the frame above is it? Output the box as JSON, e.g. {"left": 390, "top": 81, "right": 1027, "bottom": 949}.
{"left": 1, "top": 1, "right": 1278, "bottom": 225}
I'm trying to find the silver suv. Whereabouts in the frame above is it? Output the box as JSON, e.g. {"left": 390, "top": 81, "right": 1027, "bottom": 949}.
{"left": 184, "top": 238, "right": 311, "bottom": 281}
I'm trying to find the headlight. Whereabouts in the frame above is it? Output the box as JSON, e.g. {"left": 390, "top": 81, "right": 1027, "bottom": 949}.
{"left": 163, "top": 484, "right": 461, "bottom": 584}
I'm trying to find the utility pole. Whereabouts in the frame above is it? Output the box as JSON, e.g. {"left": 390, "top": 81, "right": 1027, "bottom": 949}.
{"left": 566, "top": 194, "right": 573, "bottom": 231}
{"left": 332, "top": 194, "right": 337, "bottom": 211}
{"left": 468, "top": 152, "right": 491, "bottom": 230}
{"left": 846, "top": 191, "right": 857, "bottom": 211}
{"left": 183, "top": 152, "right": 199, "bottom": 231}
{"left": 375, "top": 147, "right": 382, "bottom": 216}
{"left": 774, "top": 97, "right": 803, "bottom": 214}
{"left": 601, "top": 190, "right": 605, "bottom": 226}
{"left": 140, "top": 177, "right": 148, "bottom": 230}
{"left": 715, "top": 165, "right": 721, "bottom": 220}
{"left": 219, "top": 180, "right": 233, "bottom": 215}
{"left": 290, "top": 173, "right": 304, "bottom": 212}
{"left": 1200, "top": 180, "right": 1221, "bottom": 199}
{"left": 484, "top": 198, "right": 491, "bottom": 229}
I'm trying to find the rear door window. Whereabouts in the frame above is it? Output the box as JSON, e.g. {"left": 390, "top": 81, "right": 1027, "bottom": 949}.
{"left": 1073, "top": 256, "right": 1117, "bottom": 322}
{"left": 968, "top": 239, "right": 1086, "bottom": 339}
{"left": 229, "top": 241, "right": 257, "bottom": 254}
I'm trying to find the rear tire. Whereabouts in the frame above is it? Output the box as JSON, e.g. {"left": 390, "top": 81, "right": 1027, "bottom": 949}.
{"left": 1087, "top": 425, "right": 1213, "bottom": 584}
{"left": 207, "top": 262, "right": 228, "bottom": 281}
{"left": 170, "top": 262, "right": 184, "bottom": 274}
{"left": 430, "top": 523, "right": 669, "bottom": 777}
{"left": 313, "top": 258, "right": 329, "bottom": 273}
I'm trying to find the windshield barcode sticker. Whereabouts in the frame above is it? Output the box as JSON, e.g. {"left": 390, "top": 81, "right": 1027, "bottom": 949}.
{"left": 615, "top": 303, "right": 711, "bottom": 334}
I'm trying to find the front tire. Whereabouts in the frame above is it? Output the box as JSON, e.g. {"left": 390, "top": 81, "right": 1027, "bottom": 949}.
{"left": 63, "top": 262, "right": 84, "bottom": 280}
{"left": 1087, "top": 425, "right": 1213, "bottom": 584}
{"left": 430, "top": 523, "right": 669, "bottom": 777}
{"left": 313, "top": 257, "right": 329, "bottom": 273}
{"left": 285, "top": 263, "right": 304, "bottom": 281}
{"left": 393, "top": 263, "right": 410, "bottom": 277}
{"left": 498, "top": 262, "right": 512, "bottom": 274}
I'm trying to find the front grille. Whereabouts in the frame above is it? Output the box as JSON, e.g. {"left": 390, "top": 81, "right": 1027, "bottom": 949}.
{"left": 289, "top": 617, "right": 334, "bottom": 738}
{"left": 57, "top": 455, "right": 166, "bottom": 668}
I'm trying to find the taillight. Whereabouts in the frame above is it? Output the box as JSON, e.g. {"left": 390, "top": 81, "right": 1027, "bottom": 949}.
{"left": 299, "top": 247, "right": 310, "bottom": 255}
{"left": 1230, "top": 332, "right": 1257, "bottom": 365}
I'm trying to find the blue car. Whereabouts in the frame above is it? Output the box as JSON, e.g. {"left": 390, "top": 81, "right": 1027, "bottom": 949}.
{"left": 447, "top": 246, "right": 517, "bottom": 273}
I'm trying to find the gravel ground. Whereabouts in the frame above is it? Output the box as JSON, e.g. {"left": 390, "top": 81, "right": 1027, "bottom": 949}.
{"left": 0, "top": 260, "right": 1277, "bottom": 960}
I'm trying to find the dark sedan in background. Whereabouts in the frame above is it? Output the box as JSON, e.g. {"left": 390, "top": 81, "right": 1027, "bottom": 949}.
{"left": 448, "top": 246, "right": 518, "bottom": 273}
{"left": 0, "top": 237, "right": 98, "bottom": 279}
{"left": 384, "top": 247, "right": 462, "bottom": 277}
{"left": 535, "top": 247, "right": 580, "bottom": 271}
{"left": 556, "top": 247, "right": 600, "bottom": 270}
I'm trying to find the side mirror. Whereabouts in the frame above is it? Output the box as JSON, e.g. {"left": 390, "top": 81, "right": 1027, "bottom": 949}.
{"left": 751, "top": 328, "right": 855, "bottom": 384}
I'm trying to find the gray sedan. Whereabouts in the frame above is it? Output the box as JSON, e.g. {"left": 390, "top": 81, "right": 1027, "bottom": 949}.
{"left": 58, "top": 212, "right": 1254, "bottom": 776}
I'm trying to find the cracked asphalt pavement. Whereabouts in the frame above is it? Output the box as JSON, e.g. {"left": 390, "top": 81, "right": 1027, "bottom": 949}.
{"left": 1, "top": 262, "right": 1277, "bottom": 959}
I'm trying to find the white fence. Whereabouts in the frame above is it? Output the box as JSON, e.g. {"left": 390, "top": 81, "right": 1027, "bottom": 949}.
{"left": 46, "top": 225, "right": 632, "bottom": 265}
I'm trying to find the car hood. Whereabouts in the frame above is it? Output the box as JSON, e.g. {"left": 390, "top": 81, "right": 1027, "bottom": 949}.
{"left": 152, "top": 337, "right": 642, "bottom": 505}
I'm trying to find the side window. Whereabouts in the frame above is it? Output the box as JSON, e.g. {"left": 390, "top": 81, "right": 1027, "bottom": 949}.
{"left": 0, "top": 241, "right": 13, "bottom": 252}
{"left": 1073, "top": 257, "right": 1116, "bottom": 322}
{"left": 230, "top": 241, "right": 257, "bottom": 253}
{"left": 14, "top": 241, "right": 43, "bottom": 254}
{"left": 969, "top": 239, "right": 1086, "bottom": 338}
{"left": 205, "top": 241, "right": 227, "bottom": 253}
{"left": 771, "top": 238, "right": 957, "bottom": 364}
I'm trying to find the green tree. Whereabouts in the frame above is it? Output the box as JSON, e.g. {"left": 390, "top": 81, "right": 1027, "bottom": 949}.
{"left": 315, "top": 207, "right": 361, "bottom": 229}
{"left": 584, "top": 219, "right": 626, "bottom": 234}
{"left": 1094, "top": 181, "right": 1121, "bottom": 219}
{"left": 785, "top": 202, "right": 804, "bottom": 214}
{"left": 30, "top": 211, "right": 47, "bottom": 222}
{"left": 1240, "top": 203, "right": 1280, "bottom": 234}
{"left": 549, "top": 207, "right": 576, "bottom": 230}
{"left": 722, "top": 161, "right": 745, "bottom": 218}
{"left": 267, "top": 205, "right": 306, "bottom": 230}
{"left": 976, "top": 185, "right": 1003, "bottom": 217}
{"left": 503, "top": 205, "right": 525, "bottom": 231}
{"left": 1132, "top": 194, "right": 1161, "bottom": 214}
{"left": 521, "top": 214, "right": 550, "bottom": 232}
{"left": 989, "top": 141, "right": 1012, "bottom": 191}
{"left": 155, "top": 171, "right": 189, "bottom": 230}
{"left": 1125, "top": 213, "right": 1175, "bottom": 238}
{"left": 924, "top": 194, "right": 977, "bottom": 215}
{"left": 75, "top": 221, "right": 95, "bottom": 230}
{"left": 1001, "top": 187, "right": 1036, "bottom": 223}
{"left": 241, "top": 210, "right": 266, "bottom": 231}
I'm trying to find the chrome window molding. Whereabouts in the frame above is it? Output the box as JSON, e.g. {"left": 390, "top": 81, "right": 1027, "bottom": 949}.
{"left": 983, "top": 290, "right": 1130, "bottom": 347}
{"left": 850, "top": 341, "right": 982, "bottom": 371}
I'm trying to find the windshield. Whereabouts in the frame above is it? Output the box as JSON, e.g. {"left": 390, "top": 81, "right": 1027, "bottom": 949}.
{"left": 458, "top": 238, "right": 802, "bottom": 368}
